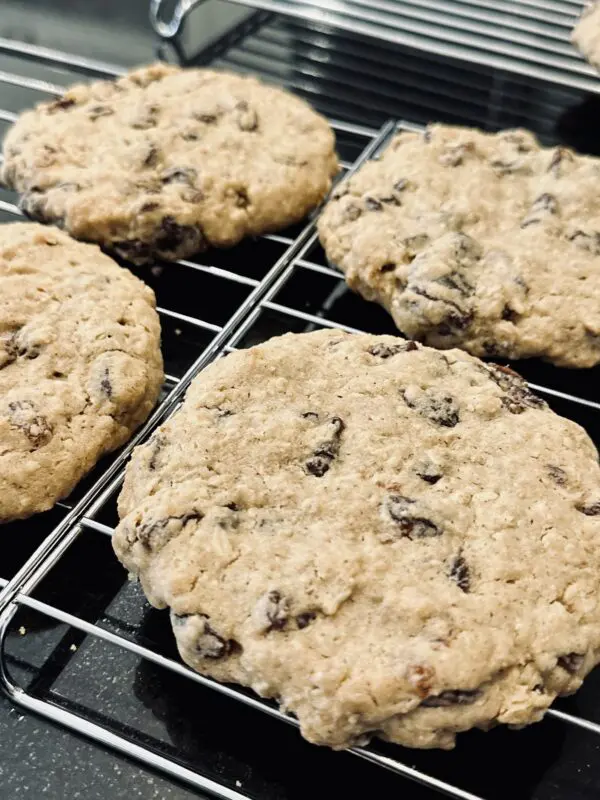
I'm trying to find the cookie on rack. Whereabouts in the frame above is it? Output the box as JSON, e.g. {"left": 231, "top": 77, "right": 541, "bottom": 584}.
{"left": 572, "top": 2, "right": 600, "bottom": 70}
{"left": 1, "top": 63, "right": 338, "bottom": 264}
{"left": 0, "top": 223, "right": 163, "bottom": 522}
{"left": 113, "top": 328, "right": 600, "bottom": 750}
{"left": 318, "top": 123, "right": 600, "bottom": 368}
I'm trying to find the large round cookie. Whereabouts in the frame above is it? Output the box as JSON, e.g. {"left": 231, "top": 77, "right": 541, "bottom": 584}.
{"left": 318, "top": 124, "right": 600, "bottom": 368}
{"left": 572, "top": 2, "right": 600, "bottom": 70}
{"left": 0, "top": 223, "right": 163, "bottom": 521}
{"left": 113, "top": 329, "right": 600, "bottom": 750}
{"left": 1, "top": 63, "right": 338, "bottom": 264}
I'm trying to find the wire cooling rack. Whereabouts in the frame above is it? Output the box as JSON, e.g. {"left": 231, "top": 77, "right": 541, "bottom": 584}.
{"left": 151, "top": 0, "right": 598, "bottom": 93}
{"left": 2, "top": 18, "right": 600, "bottom": 800}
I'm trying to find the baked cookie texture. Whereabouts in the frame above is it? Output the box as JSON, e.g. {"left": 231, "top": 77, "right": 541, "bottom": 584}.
{"left": 0, "top": 223, "right": 163, "bottom": 521}
{"left": 573, "top": 2, "right": 600, "bottom": 70}
{"left": 318, "top": 124, "right": 600, "bottom": 368}
{"left": 1, "top": 63, "right": 338, "bottom": 264}
{"left": 113, "top": 329, "right": 600, "bottom": 750}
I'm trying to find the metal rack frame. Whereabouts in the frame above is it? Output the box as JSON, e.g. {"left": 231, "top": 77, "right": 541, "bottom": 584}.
{"left": 150, "top": 0, "right": 598, "bottom": 93}
{"left": 1, "top": 22, "right": 600, "bottom": 800}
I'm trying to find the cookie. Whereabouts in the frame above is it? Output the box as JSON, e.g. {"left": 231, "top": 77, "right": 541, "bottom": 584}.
{"left": 0, "top": 223, "right": 163, "bottom": 521}
{"left": 1, "top": 63, "right": 338, "bottom": 264}
{"left": 113, "top": 329, "right": 600, "bottom": 750}
{"left": 318, "top": 124, "right": 600, "bottom": 368}
{"left": 572, "top": 2, "right": 600, "bottom": 70}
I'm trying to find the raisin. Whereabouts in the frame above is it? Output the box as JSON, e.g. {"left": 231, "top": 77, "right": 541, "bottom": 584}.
{"left": 148, "top": 434, "right": 167, "bottom": 471}
{"left": 435, "top": 272, "right": 473, "bottom": 297}
{"left": 422, "top": 689, "right": 480, "bottom": 707}
{"left": 343, "top": 204, "right": 362, "bottom": 222}
{"left": 490, "top": 159, "right": 519, "bottom": 174}
{"left": 88, "top": 105, "right": 114, "bottom": 120}
{"left": 449, "top": 553, "right": 470, "bottom": 592}
{"left": 403, "top": 388, "right": 460, "bottom": 428}
{"left": 304, "top": 416, "right": 345, "bottom": 477}
{"left": 7, "top": 400, "right": 53, "bottom": 448}
{"left": 0, "top": 331, "right": 18, "bottom": 369}
{"left": 557, "top": 653, "right": 585, "bottom": 673}
{"left": 368, "top": 341, "right": 418, "bottom": 358}
{"left": 548, "top": 147, "right": 573, "bottom": 177}
{"left": 379, "top": 194, "right": 401, "bottom": 206}
{"left": 439, "top": 143, "right": 472, "bottom": 167}
{"left": 100, "top": 367, "right": 112, "bottom": 399}
{"left": 534, "top": 193, "right": 557, "bottom": 213}
{"left": 140, "top": 202, "right": 160, "bottom": 213}
{"left": 547, "top": 465, "right": 567, "bottom": 486}
{"left": 7, "top": 329, "right": 43, "bottom": 361}
{"left": 566, "top": 230, "right": 600, "bottom": 255}
{"left": 296, "top": 611, "right": 317, "bottom": 629}
{"left": 47, "top": 96, "right": 76, "bottom": 113}
{"left": 380, "top": 263, "right": 396, "bottom": 273}
{"left": 410, "top": 285, "right": 472, "bottom": 334}
{"left": 383, "top": 495, "right": 441, "bottom": 540}
{"left": 233, "top": 188, "right": 249, "bottom": 208}
{"left": 161, "top": 167, "right": 197, "bottom": 184}
{"left": 501, "top": 305, "right": 518, "bottom": 322}
{"left": 131, "top": 104, "right": 159, "bottom": 130}
{"left": 453, "top": 233, "right": 482, "bottom": 263}
{"left": 306, "top": 455, "right": 331, "bottom": 478}
{"left": 436, "top": 312, "right": 473, "bottom": 336}
{"left": 194, "top": 111, "right": 219, "bottom": 124}
{"left": 136, "top": 511, "right": 203, "bottom": 551}
{"left": 20, "top": 191, "right": 49, "bottom": 224}
{"left": 114, "top": 239, "right": 153, "bottom": 263}
{"left": 416, "top": 459, "right": 442, "bottom": 485}
{"left": 254, "top": 591, "right": 289, "bottom": 633}
{"left": 521, "top": 193, "right": 557, "bottom": 228}
{"left": 576, "top": 502, "right": 600, "bottom": 516}
{"left": 482, "top": 342, "right": 501, "bottom": 357}
{"left": 155, "top": 216, "right": 205, "bottom": 255}
{"left": 143, "top": 146, "right": 160, "bottom": 168}
{"left": 365, "top": 197, "right": 383, "bottom": 211}
{"left": 171, "top": 612, "right": 239, "bottom": 659}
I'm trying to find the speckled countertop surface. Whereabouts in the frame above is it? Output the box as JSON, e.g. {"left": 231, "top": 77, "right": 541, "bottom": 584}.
{"left": 0, "top": 693, "right": 203, "bottom": 799}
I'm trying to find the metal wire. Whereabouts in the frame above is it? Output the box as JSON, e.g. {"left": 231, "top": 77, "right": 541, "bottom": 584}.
{"left": 1, "top": 23, "right": 600, "bottom": 800}
{"left": 149, "top": 0, "right": 597, "bottom": 92}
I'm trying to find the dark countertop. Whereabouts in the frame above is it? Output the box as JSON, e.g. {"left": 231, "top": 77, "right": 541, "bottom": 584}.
{"left": 0, "top": 693, "right": 203, "bottom": 800}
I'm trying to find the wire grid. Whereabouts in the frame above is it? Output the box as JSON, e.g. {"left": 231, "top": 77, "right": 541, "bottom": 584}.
{"left": 2, "top": 32, "right": 600, "bottom": 800}
{"left": 152, "top": 0, "right": 598, "bottom": 93}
